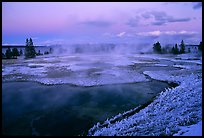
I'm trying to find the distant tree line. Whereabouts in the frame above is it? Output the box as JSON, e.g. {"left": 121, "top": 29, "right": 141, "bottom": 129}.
{"left": 2, "top": 47, "right": 23, "bottom": 59}
{"left": 2, "top": 38, "right": 53, "bottom": 59}
{"left": 153, "top": 40, "right": 202, "bottom": 54}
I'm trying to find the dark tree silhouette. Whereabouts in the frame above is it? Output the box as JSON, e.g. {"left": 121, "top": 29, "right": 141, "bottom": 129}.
{"left": 30, "top": 38, "right": 33, "bottom": 46}
{"left": 174, "top": 44, "right": 179, "bottom": 54}
{"left": 44, "top": 51, "right": 49, "bottom": 55}
{"left": 5, "top": 47, "right": 12, "bottom": 59}
{"left": 180, "top": 40, "right": 185, "bottom": 54}
{"left": 172, "top": 44, "right": 179, "bottom": 54}
{"left": 26, "top": 38, "right": 29, "bottom": 46}
{"left": 12, "top": 48, "right": 20, "bottom": 58}
{"left": 198, "top": 41, "right": 202, "bottom": 52}
{"left": 171, "top": 46, "right": 175, "bottom": 54}
{"left": 20, "top": 49, "right": 23, "bottom": 56}
{"left": 153, "top": 41, "right": 161, "bottom": 53}
{"left": 36, "top": 50, "right": 43, "bottom": 56}
{"left": 24, "top": 38, "right": 36, "bottom": 59}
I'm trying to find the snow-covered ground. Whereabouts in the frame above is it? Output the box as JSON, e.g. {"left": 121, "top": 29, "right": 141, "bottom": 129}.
{"left": 1, "top": 53, "right": 184, "bottom": 86}
{"left": 87, "top": 53, "right": 202, "bottom": 136}
{"left": 173, "top": 120, "right": 202, "bottom": 136}
{"left": 2, "top": 54, "right": 160, "bottom": 86}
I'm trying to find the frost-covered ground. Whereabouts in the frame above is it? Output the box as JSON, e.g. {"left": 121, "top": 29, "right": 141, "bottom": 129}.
{"left": 2, "top": 53, "right": 173, "bottom": 86}
{"left": 173, "top": 120, "right": 202, "bottom": 136}
{"left": 87, "top": 53, "right": 202, "bottom": 136}
{"left": 2, "top": 54, "right": 151, "bottom": 86}
{"left": 2, "top": 53, "right": 202, "bottom": 136}
{"left": 2, "top": 53, "right": 201, "bottom": 86}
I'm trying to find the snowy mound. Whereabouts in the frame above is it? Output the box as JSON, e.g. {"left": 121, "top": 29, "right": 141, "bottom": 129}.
{"left": 88, "top": 71, "right": 202, "bottom": 136}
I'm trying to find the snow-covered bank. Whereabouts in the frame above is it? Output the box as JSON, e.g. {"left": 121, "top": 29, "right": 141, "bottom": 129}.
{"left": 88, "top": 69, "right": 202, "bottom": 136}
{"left": 173, "top": 120, "right": 202, "bottom": 136}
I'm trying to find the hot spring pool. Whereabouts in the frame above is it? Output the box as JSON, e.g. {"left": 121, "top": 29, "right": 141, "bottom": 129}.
{"left": 2, "top": 80, "right": 171, "bottom": 136}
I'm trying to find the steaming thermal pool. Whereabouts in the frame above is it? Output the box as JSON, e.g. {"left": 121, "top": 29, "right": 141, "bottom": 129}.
{"left": 2, "top": 53, "right": 202, "bottom": 136}
{"left": 2, "top": 80, "right": 171, "bottom": 136}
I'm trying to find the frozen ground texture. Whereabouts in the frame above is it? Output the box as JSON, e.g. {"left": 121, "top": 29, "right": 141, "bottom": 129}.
{"left": 2, "top": 54, "right": 162, "bottom": 86}
{"left": 3, "top": 53, "right": 201, "bottom": 87}
{"left": 88, "top": 53, "right": 202, "bottom": 136}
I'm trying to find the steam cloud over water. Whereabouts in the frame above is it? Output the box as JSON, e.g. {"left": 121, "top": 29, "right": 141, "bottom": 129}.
{"left": 52, "top": 43, "right": 153, "bottom": 55}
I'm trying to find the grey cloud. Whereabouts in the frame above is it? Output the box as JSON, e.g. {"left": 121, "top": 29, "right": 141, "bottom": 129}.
{"left": 152, "top": 21, "right": 166, "bottom": 26}
{"left": 151, "top": 11, "right": 168, "bottom": 21}
{"left": 126, "top": 16, "right": 140, "bottom": 27}
{"left": 193, "top": 2, "right": 202, "bottom": 9}
{"left": 80, "top": 20, "right": 113, "bottom": 27}
{"left": 148, "top": 11, "right": 191, "bottom": 26}
{"left": 127, "top": 11, "right": 191, "bottom": 27}
{"left": 167, "top": 17, "right": 191, "bottom": 22}
{"left": 141, "top": 12, "right": 151, "bottom": 19}
{"left": 141, "top": 11, "right": 165, "bottom": 21}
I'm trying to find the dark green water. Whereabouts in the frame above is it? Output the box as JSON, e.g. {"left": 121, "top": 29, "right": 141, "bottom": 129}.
{"left": 2, "top": 81, "right": 170, "bottom": 136}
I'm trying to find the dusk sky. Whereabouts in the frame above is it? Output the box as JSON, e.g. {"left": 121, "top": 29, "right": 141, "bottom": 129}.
{"left": 2, "top": 2, "right": 202, "bottom": 46}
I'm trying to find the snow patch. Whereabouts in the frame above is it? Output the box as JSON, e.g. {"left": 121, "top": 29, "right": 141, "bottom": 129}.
{"left": 173, "top": 121, "right": 202, "bottom": 136}
{"left": 154, "top": 64, "right": 168, "bottom": 67}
